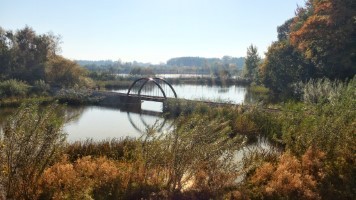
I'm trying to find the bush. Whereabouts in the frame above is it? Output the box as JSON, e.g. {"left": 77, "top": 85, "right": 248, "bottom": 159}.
{"left": 0, "top": 103, "right": 67, "bottom": 199}
{"left": 137, "top": 114, "right": 245, "bottom": 197}
{"left": 301, "top": 78, "right": 344, "bottom": 105}
{"left": 40, "top": 156, "right": 120, "bottom": 200}
{"left": 274, "top": 77, "right": 356, "bottom": 199}
{"left": 65, "top": 138, "right": 140, "bottom": 162}
{"left": 56, "top": 86, "right": 100, "bottom": 105}
{"left": 249, "top": 147, "right": 326, "bottom": 200}
{"left": 32, "top": 79, "right": 50, "bottom": 95}
{"left": 0, "top": 79, "right": 30, "bottom": 98}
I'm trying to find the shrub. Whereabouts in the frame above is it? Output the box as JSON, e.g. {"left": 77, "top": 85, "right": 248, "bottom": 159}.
{"left": 138, "top": 114, "right": 245, "bottom": 198}
{"left": 0, "top": 79, "right": 30, "bottom": 98}
{"left": 55, "top": 86, "right": 100, "bottom": 105}
{"left": 40, "top": 156, "right": 120, "bottom": 200}
{"left": 302, "top": 78, "right": 344, "bottom": 105}
{"left": 40, "top": 154, "right": 167, "bottom": 200}
{"left": 250, "top": 147, "right": 326, "bottom": 200}
{"left": 0, "top": 103, "right": 67, "bottom": 199}
{"left": 277, "top": 77, "right": 356, "bottom": 199}
{"left": 32, "top": 79, "right": 50, "bottom": 95}
{"left": 65, "top": 138, "right": 140, "bottom": 162}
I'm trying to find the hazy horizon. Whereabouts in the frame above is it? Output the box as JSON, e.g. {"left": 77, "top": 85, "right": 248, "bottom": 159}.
{"left": 1, "top": 0, "right": 305, "bottom": 64}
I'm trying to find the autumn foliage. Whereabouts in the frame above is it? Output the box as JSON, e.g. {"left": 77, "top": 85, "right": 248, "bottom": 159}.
{"left": 260, "top": 0, "right": 355, "bottom": 98}
{"left": 250, "top": 148, "right": 326, "bottom": 200}
{"left": 290, "top": 0, "right": 356, "bottom": 79}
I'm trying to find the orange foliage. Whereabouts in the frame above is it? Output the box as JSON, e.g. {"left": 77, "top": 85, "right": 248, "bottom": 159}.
{"left": 251, "top": 147, "right": 326, "bottom": 199}
{"left": 40, "top": 156, "right": 119, "bottom": 199}
{"left": 289, "top": 0, "right": 355, "bottom": 79}
{"left": 39, "top": 155, "right": 167, "bottom": 199}
{"left": 192, "top": 161, "right": 239, "bottom": 195}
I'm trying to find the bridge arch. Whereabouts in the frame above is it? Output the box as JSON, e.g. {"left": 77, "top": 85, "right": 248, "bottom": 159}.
{"left": 127, "top": 77, "right": 178, "bottom": 99}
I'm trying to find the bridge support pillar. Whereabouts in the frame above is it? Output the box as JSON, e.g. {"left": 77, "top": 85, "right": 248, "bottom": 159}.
{"left": 122, "top": 96, "right": 142, "bottom": 112}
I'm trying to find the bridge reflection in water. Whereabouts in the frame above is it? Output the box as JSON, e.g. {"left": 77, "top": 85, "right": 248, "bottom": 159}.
{"left": 124, "top": 77, "right": 177, "bottom": 134}
{"left": 93, "top": 77, "right": 234, "bottom": 135}
{"left": 126, "top": 110, "right": 173, "bottom": 134}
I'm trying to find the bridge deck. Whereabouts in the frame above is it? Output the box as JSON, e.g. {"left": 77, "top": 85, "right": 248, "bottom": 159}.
{"left": 127, "top": 94, "right": 167, "bottom": 102}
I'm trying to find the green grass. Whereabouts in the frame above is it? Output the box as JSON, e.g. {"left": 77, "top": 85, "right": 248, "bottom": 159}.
{"left": 248, "top": 85, "right": 269, "bottom": 94}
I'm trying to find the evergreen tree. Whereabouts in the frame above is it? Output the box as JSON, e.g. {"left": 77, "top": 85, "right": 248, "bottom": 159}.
{"left": 243, "top": 44, "right": 261, "bottom": 82}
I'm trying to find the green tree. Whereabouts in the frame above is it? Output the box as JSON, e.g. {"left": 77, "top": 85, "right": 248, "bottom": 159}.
{"left": 243, "top": 44, "right": 261, "bottom": 82}
{"left": 260, "top": 41, "right": 311, "bottom": 97}
{"left": 277, "top": 18, "right": 294, "bottom": 41}
{"left": 0, "top": 26, "right": 61, "bottom": 83}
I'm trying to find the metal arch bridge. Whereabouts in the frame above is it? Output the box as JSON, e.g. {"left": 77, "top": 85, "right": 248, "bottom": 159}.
{"left": 126, "top": 77, "right": 178, "bottom": 102}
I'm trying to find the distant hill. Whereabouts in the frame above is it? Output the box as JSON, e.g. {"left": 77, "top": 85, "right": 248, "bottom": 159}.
{"left": 167, "top": 56, "right": 245, "bottom": 69}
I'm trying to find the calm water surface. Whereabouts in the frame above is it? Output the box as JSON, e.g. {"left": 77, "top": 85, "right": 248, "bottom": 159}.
{"left": 0, "top": 84, "right": 251, "bottom": 141}
{"left": 114, "top": 84, "right": 247, "bottom": 104}
{"left": 0, "top": 105, "right": 168, "bottom": 142}
{"left": 64, "top": 105, "right": 169, "bottom": 141}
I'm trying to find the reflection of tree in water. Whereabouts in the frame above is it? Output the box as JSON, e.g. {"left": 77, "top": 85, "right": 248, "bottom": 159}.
{"left": 244, "top": 89, "right": 268, "bottom": 104}
{"left": 217, "top": 87, "right": 229, "bottom": 93}
{"left": 0, "top": 104, "right": 86, "bottom": 135}
{"left": 61, "top": 106, "right": 86, "bottom": 124}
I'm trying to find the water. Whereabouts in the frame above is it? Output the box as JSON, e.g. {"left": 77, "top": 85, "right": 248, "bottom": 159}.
{"left": 116, "top": 74, "right": 211, "bottom": 79}
{"left": 0, "top": 105, "right": 169, "bottom": 142}
{"left": 64, "top": 106, "right": 169, "bottom": 141}
{"left": 116, "top": 73, "right": 242, "bottom": 79}
{"left": 114, "top": 84, "right": 247, "bottom": 104}
{"left": 0, "top": 83, "right": 249, "bottom": 141}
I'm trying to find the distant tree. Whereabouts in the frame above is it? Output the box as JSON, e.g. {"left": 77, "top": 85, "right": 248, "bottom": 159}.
{"left": 129, "top": 67, "right": 154, "bottom": 76}
{"left": 243, "top": 44, "right": 261, "bottom": 81}
{"left": 218, "top": 69, "right": 231, "bottom": 80}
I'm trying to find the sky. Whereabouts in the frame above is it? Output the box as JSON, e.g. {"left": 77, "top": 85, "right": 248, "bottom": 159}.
{"left": 0, "top": 0, "right": 306, "bottom": 64}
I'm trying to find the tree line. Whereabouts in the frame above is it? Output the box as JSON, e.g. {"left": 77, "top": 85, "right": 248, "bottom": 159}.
{"left": 76, "top": 56, "right": 246, "bottom": 78}
{"left": 0, "top": 26, "right": 92, "bottom": 88}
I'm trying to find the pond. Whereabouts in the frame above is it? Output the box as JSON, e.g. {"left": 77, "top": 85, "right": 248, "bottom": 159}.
{"left": 113, "top": 83, "right": 248, "bottom": 104}
{"left": 64, "top": 105, "right": 170, "bottom": 141}
{"left": 0, "top": 104, "right": 169, "bottom": 142}
{"left": 0, "top": 83, "right": 257, "bottom": 141}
